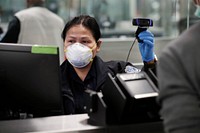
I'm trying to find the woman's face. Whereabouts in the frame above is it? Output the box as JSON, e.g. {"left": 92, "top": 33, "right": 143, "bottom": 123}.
{"left": 64, "top": 24, "right": 101, "bottom": 58}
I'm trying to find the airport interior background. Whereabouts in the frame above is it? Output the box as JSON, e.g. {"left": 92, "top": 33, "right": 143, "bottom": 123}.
{"left": 0, "top": 0, "right": 199, "bottom": 64}
{"left": 0, "top": 0, "right": 199, "bottom": 132}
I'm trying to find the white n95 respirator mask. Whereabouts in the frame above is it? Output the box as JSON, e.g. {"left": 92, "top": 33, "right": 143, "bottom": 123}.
{"left": 65, "top": 43, "right": 93, "bottom": 68}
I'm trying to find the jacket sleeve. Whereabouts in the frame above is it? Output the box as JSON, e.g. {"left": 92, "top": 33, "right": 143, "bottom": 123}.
{"left": 106, "top": 60, "right": 158, "bottom": 75}
{"left": 0, "top": 16, "right": 20, "bottom": 43}
{"left": 62, "top": 86, "right": 75, "bottom": 115}
{"left": 105, "top": 60, "right": 139, "bottom": 76}
{"left": 60, "top": 62, "right": 75, "bottom": 115}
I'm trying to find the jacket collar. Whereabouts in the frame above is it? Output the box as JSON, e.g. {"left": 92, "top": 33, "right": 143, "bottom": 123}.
{"left": 60, "top": 56, "right": 110, "bottom": 91}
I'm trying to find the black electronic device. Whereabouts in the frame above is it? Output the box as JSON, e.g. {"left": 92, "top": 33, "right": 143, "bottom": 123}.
{"left": 132, "top": 18, "right": 153, "bottom": 27}
{"left": 87, "top": 72, "right": 160, "bottom": 125}
{"left": 0, "top": 43, "right": 64, "bottom": 120}
{"left": 132, "top": 18, "right": 153, "bottom": 42}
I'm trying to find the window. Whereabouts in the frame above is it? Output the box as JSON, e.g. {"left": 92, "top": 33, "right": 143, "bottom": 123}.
{"left": 0, "top": 0, "right": 198, "bottom": 38}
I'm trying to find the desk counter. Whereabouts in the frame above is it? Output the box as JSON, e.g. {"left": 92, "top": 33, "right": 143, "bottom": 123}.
{"left": 0, "top": 114, "right": 163, "bottom": 133}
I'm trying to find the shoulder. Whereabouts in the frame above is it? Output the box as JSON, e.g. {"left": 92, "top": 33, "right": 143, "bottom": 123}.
{"left": 105, "top": 60, "right": 126, "bottom": 69}
{"left": 15, "top": 9, "right": 27, "bottom": 18}
{"left": 15, "top": 8, "right": 36, "bottom": 21}
{"left": 41, "top": 8, "right": 64, "bottom": 21}
{"left": 60, "top": 60, "right": 72, "bottom": 77}
{"left": 160, "top": 22, "right": 200, "bottom": 62}
{"left": 60, "top": 59, "right": 69, "bottom": 71}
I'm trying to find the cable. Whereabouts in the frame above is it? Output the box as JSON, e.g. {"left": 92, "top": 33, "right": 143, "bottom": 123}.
{"left": 126, "top": 37, "right": 137, "bottom": 62}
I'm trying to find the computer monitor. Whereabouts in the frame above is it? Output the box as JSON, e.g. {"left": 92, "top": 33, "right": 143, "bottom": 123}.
{"left": 0, "top": 43, "right": 64, "bottom": 120}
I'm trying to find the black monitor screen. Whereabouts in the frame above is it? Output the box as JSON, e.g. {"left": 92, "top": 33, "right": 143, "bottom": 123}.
{"left": 0, "top": 43, "right": 64, "bottom": 120}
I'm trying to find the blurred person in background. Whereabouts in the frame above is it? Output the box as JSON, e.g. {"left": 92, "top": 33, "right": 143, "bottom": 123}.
{"left": 0, "top": 0, "right": 65, "bottom": 63}
{"left": 158, "top": 0, "right": 200, "bottom": 133}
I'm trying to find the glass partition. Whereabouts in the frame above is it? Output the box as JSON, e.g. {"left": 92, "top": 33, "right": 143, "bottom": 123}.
{"left": 0, "top": 0, "right": 199, "bottom": 39}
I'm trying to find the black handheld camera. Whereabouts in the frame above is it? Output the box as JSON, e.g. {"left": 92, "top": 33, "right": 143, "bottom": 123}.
{"left": 132, "top": 18, "right": 153, "bottom": 42}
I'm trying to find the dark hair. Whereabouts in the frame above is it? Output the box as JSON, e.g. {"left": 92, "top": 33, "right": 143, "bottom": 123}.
{"left": 61, "top": 15, "right": 101, "bottom": 42}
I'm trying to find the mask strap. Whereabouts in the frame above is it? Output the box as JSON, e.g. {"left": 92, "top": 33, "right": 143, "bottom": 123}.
{"left": 89, "top": 44, "right": 98, "bottom": 62}
{"left": 89, "top": 44, "right": 97, "bottom": 52}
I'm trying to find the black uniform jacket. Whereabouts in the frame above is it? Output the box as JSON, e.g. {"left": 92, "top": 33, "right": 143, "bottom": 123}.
{"left": 60, "top": 55, "right": 152, "bottom": 115}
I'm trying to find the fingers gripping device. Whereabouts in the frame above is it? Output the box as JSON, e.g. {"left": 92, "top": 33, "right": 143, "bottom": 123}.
{"left": 132, "top": 18, "right": 153, "bottom": 42}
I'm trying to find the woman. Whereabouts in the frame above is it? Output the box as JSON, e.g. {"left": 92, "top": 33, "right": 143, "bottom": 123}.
{"left": 60, "top": 15, "right": 156, "bottom": 114}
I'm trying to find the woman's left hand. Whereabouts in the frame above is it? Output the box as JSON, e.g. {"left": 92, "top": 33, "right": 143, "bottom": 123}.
{"left": 138, "top": 30, "right": 155, "bottom": 62}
